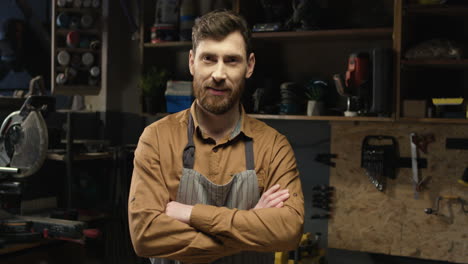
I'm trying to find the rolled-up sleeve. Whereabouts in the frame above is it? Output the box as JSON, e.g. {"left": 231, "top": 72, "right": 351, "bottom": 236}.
{"left": 128, "top": 126, "right": 241, "bottom": 263}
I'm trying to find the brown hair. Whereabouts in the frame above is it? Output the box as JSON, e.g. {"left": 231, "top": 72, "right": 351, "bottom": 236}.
{"left": 191, "top": 10, "right": 252, "bottom": 56}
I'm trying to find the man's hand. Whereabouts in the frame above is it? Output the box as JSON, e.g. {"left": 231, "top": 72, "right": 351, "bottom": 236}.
{"left": 165, "top": 201, "right": 193, "bottom": 224}
{"left": 253, "top": 184, "right": 290, "bottom": 210}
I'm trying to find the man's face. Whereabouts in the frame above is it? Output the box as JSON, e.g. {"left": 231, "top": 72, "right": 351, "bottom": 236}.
{"left": 189, "top": 31, "right": 255, "bottom": 115}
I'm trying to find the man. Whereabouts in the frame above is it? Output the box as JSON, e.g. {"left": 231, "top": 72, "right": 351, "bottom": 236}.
{"left": 128, "top": 10, "right": 304, "bottom": 264}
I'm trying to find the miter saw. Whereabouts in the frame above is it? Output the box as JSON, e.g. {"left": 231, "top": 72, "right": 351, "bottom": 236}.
{"left": 0, "top": 95, "right": 97, "bottom": 247}
{"left": 0, "top": 95, "right": 52, "bottom": 179}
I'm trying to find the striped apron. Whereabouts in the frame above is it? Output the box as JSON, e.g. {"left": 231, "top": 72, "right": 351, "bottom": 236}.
{"left": 150, "top": 114, "right": 274, "bottom": 264}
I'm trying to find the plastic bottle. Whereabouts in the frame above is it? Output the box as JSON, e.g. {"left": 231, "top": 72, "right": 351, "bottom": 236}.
{"left": 179, "top": 0, "right": 196, "bottom": 41}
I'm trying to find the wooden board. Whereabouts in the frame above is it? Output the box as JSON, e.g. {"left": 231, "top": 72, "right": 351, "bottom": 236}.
{"left": 329, "top": 122, "right": 468, "bottom": 263}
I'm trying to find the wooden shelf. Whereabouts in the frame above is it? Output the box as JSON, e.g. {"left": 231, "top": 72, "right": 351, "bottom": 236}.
{"left": 47, "top": 152, "right": 113, "bottom": 161}
{"left": 56, "top": 7, "right": 101, "bottom": 13}
{"left": 142, "top": 112, "right": 394, "bottom": 122}
{"left": 397, "top": 117, "right": 468, "bottom": 124}
{"left": 143, "top": 41, "right": 192, "bottom": 48}
{"left": 401, "top": 59, "right": 468, "bottom": 68}
{"left": 56, "top": 66, "right": 96, "bottom": 72}
{"left": 248, "top": 114, "right": 394, "bottom": 122}
{"left": 52, "top": 85, "right": 100, "bottom": 95}
{"left": 252, "top": 27, "right": 393, "bottom": 41}
{"left": 56, "top": 47, "right": 100, "bottom": 53}
{"left": 56, "top": 28, "right": 100, "bottom": 35}
{"left": 142, "top": 28, "right": 393, "bottom": 48}
{"left": 405, "top": 4, "right": 468, "bottom": 15}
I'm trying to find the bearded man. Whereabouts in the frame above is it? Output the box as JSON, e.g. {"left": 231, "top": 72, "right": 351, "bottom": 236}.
{"left": 128, "top": 10, "right": 304, "bottom": 264}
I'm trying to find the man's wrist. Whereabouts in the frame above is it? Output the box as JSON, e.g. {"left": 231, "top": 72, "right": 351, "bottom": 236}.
{"left": 190, "top": 204, "right": 215, "bottom": 233}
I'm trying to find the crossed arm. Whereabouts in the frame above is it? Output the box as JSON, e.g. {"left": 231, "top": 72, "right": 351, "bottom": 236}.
{"left": 166, "top": 184, "right": 290, "bottom": 223}
{"left": 128, "top": 128, "right": 304, "bottom": 263}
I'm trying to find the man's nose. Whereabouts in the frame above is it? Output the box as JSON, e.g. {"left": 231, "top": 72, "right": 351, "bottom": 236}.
{"left": 211, "top": 62, "right": 227, "bottom": 82}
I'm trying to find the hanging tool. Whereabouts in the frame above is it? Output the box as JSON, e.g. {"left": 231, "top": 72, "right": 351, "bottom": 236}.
{"left": 424, "top": 195, "right": 468, "bottom": 216}
{"left": 410, "top": 133, "right": 420, "bottom": 199}
{"left": 311, "top": 185, "right": 333, "bottom": 213}
{"left": 361, "top": 135, "right": 398, "bottom": 191}
{"left": 412, "top": 133, "right": 435, "bottom": 154}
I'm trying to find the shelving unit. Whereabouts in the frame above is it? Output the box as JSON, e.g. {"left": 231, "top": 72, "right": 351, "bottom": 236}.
{"left": 142, "top": 27, "right": 392, "bottom": 47}
{"left": 394, "top": 0, "right": 468, "bottom": 123}
{"left": 51, "top": 0, "right": 107, "bottom": 95}
{"left": 138, "top": 0, "right": 395, "bottom": 121}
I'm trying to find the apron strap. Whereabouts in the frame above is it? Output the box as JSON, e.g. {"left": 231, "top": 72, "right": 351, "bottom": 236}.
{"left": 245, "top": 138, "right": 254, "bottom": 171}
{"left": 183, "top": 114, "right": 195, "bottom": 169}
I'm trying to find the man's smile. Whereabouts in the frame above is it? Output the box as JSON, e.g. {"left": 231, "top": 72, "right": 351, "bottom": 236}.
{"left": 207, "top": 87, "right": 229, "bottom": 96}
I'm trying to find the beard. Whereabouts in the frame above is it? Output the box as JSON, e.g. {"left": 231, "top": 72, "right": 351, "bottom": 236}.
{"left": 193, "top": 78, "right": 244, "bottom": 115}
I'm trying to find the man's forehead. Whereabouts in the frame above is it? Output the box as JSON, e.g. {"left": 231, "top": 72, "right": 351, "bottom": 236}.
{"left": 195, "top": 32, "right": 247, "bottom": 57}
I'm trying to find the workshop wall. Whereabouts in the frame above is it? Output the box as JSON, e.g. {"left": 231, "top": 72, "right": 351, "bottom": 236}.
{"left": 263, "top": 120, "right": 331, "bottom": 249}
{"left": 329, "top": 122, "right": 468, "bottom": 264}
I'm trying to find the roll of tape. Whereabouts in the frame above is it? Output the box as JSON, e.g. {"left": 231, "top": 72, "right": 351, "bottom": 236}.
{"left": 57, "top": 50, "right": 71, "bottom": 66}
{"left": 82, "top": 52, "right": 95, "bottom": 67}
{"left": 57, "top": 0, "right": 67, "bottom": 7}
{"left": 89, "top": 66, "right": 100, "bottom": 77}
{"left": 81, "top": 14, "right": 93, "bottom": 28}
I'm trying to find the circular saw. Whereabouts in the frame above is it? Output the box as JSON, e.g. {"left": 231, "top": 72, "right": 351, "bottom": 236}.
{"left": 0, "top": 96, "right": 51, "bottom": 178}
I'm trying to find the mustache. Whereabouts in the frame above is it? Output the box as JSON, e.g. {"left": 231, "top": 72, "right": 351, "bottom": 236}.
{"left": 204, "top": 81, "right": 231, "bottom": 90}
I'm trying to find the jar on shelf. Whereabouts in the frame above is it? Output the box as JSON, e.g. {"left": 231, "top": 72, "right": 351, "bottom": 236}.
{"left": 56, "top": 73, "right": 68, "bottom": 85}
{"left": 56, "top": 12, "right": 71, "bottom": 28}
{"left": 151, "top": 24, "right": 178, "bottom": 43}
{"left": 66, "top": 31, "right": 80, "bottom": 48}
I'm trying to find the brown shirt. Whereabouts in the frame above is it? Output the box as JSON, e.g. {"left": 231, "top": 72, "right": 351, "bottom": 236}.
{"left": 128, "top": 103, "right": 304, "bottom": 263}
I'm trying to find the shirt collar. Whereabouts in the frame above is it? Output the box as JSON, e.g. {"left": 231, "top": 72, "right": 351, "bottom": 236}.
{"left": 189, "top": 102, "right": 253, "bottom": 141}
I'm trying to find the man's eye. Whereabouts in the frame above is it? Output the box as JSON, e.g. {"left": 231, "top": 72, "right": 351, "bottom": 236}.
{"left": 203, "top": 56, "right": 214, "bottom": 62}
{"left": 226, "top": 58, "right": 238, "bottom": 64}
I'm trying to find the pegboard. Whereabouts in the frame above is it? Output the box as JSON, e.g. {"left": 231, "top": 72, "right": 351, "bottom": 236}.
{"left": 328, "top": 122, "right": 468, "bottom": 263}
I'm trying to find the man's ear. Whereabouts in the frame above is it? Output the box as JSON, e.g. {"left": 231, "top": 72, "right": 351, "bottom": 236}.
{"left": 189, "top": 49, "right": 194, "bottom": 76}
{"left": 245, "top": 52, "right": 255, "bottom": 79}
